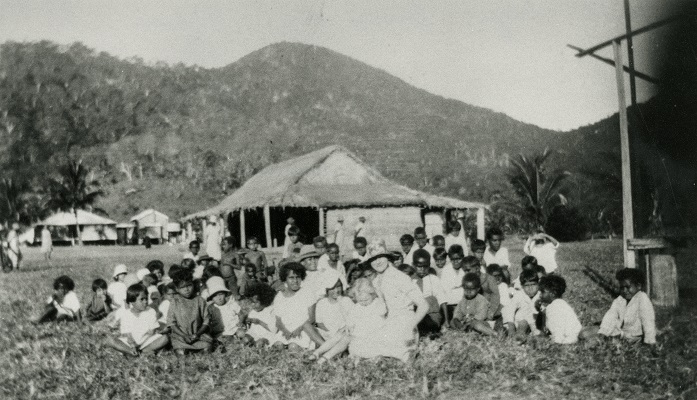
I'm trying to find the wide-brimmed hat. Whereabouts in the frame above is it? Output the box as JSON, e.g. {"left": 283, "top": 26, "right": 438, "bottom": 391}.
{"left": 136, "top": 268, "right": 150, "bottom": 281}
{"left": 113, "top": 264, "right": 128, "bottom": 278}
{"left": 298, "top": 245, "right": 321, "bottom": 262}
{"left": 363, "top": 238, "right": 397, "bottom": 264}
{"left": 206, "top": 276, "right": 230, "bottom": 301}
{"left": 198, "top": 253, "right": 213, "bottom": 262}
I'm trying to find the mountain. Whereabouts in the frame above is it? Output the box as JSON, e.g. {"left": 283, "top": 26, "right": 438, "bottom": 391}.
{"left": 0, "top": 40, "right": 616, "bottom": 226}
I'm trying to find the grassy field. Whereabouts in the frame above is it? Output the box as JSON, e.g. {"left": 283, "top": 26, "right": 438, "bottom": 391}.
{"left": 1, "top": 239, "right": 695, "bottom": 399}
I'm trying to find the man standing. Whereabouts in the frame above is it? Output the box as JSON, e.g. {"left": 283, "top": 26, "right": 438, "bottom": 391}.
{"left": 7, "top": 223, "right": 22, "bottom": 270}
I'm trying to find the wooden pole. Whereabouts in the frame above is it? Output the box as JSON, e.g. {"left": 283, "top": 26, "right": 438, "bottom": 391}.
{"left": 476, "top": 207, "right": 485, "bottom": 240}
{"left": 239, "top": 210, "right": 246, "bottom": 248}
{"left": 624, "top": 0, "right": 637, "bottom": 107}
{"left": 567, "top": 45, "right": 659, "bottom": 84}
{"left": 319, "top": 208, "right": 325, "bottom": 237}
{"left": 263, "top": 205, "right": 272, "bottom": 249}
{"left": 613, "top": 40, "right": 637, "bottom": 269}
{"left": 186, "top": 222, "right": 193, "bottom": 244}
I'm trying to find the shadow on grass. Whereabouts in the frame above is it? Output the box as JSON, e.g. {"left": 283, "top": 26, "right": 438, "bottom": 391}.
{"left": 583, "top": 266, "right": 618, "bottom": 298}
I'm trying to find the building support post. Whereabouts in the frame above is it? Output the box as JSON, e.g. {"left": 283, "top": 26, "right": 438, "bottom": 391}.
{"left": 239, "top": 210, "right": 246, "bottom": 248}
{"left": 319, "top": 208, "right": 325, "bottom": 237}
{"left": 613, "top": 40, "right": 636, "bottom": 269}
{"left": 264, "top": 205, "right": 272, "bottom": 249}
{"left": 476, "top": 207, "right": 485, "bottom": 240}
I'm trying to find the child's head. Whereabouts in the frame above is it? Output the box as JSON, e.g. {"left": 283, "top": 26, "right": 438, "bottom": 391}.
{"left": 519, "top": 270, "right": 539, "bottom": 299}
{"left": 345, "top": 259, "right": 361, "bottom": 283}
{"left": 447, "top": 220, "right": 462, "bottom": 235}
{"left": 280, "top": 262, "right": 306, "bottom": 292}
{"left": 397, "top": 263, "right": 417, "bottom": 279}
{"left": 246, "top": 282, "right": 276, "bottom": 312}
{"left": 521, "top": 255, "right": 538, "bottom": 271}
{"left": 485, "top": 264, "right": 504, "bottom": 284}
{"left": 470, "top": 239, "right": 486, "bottom": 260}
{"left": 146, "top": 260, "right": 165, "bottom": 281}
{"left": 198, "top": 255, "right": 213, "bottom": 267}
{"left": 201, "top": 265, "right": 222, "bottom": 283}
{"left": 433, "top": 247, "right": 448, "bottom": 269}
{"left": 142, "top": 274, "right": 157, "bottom": 288}
{"left": 112, "top": 264, "right": 128, "bottom": 282}
{"left": 399, "top": 234, "right": 415, "bottom": 254}
{"left": 246, "top": 236, "right": 259, "bottom": 250}
{"left": 432, "top": 235, "right": 445, "bottom": 249}
{"left": 534, "top": 264, "right": 547, "bottom": 279}
{"left": 326, "top": 243, "right": 340, "bottom": 262}
{"left": 448, "top": 245, "right": 465, "bottom": 269}
{"left": 92, "top": 278, "right": 107, "bottom": 296}
{"left": 53, "top": 275, "right": 75, "bottom": 299}
{"left": 538, "top": 275, "right": 566, "bottom": 304}
{"left": 181, "top": 258, "right": 197, "bottom": 271}
{"left": 188, "top": 240, "right": 201, "bottom": 255}
{"left": 352, "top": 277, "right": 377, "bottom": 306}
{"left": 361, "top": 264, "right": 377, "bottom": 280}
{"left": 413, "top": 227, "right": 428, "bottom": 249}
{"left": 462, "top": 273, "right": 481, "bottom": 300}
{"left": 244, "top": 263, "right": 257, "bottom": 279}
{"left": 412, "top": 249, "right": 431, "bottom": 278}
{"left": 221, "top": 236, "right": 235, "bottom": 252}
{"left": 168, "top": 264, "right": 183, "bottom": 279}
{"left": 312, "top": 236, "right": 327, "bottom": 255}
{"left": 126, "top": 283, "right": 149, "bottom": 312}
{"left": 206, "top": 276, "right": 231, "bottom": 306}
{"left": 325, "top": 279, "right": 343, "bottom": 299}
{"left": 462, "top": 255, "right": 480, "bottom": 274}
{"left": 616, "top": 268, "right": 644, "bottom": 301}
{"left": 171, "top": 268, "right": 195, "bottom": 299}
{"left": 287, "top": 225, "right": 300, "bottom": 243}
{"left": 353, "top": 236, "right": 368, "bottom": 256}
{"left": 161, "top": 282, "right": 177, "bottom": 301}
{"left": 485, "top": 227, "right": 504, "bottom": 251}
{"left": 287, "top": 216, "right": 296, "bottom": 225}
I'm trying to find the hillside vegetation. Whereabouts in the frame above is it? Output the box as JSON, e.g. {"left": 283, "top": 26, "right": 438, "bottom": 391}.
{"left": 0, "top": 41, "right": 622, "bottom": 226}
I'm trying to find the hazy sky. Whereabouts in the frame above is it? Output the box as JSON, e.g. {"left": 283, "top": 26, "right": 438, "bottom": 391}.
{"left": 0, "top": 1, "right": 674, "bottom": 130}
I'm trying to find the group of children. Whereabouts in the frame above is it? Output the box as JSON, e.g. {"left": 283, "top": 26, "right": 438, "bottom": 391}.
{"left": 34, "top": 219, "right": 657, "bottom": 361}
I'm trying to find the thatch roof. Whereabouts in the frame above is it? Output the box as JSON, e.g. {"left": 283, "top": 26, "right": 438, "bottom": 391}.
{"left": 130, "top": 209, "right": 169, "bottom": 227}
{"left": 41, "top": 210, "right": 117, "bottom": 226}
{"left": 185, "top": 145, "right": 487, "bottom": 220}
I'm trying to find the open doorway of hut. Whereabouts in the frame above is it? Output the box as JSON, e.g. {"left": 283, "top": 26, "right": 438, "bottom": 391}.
{"left": 226, "top": 209, "right": 268, "bottom": 248}
{"left": 270, "top": 207, "right": 320, "bottom": 246}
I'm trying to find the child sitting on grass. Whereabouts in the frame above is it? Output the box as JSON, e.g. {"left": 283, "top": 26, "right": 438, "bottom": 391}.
{"left": 108, "top": 264, "right": 128, "bottom": 309}
{"left": 595, "top": 268, "right": 656, "bottom": 344}
{"left": 206, "top": 277, "right": 246, "bottom": 345}
{"left": 486, "top": 264, "right": 511, "bottom": 309}
{"left": 106, "top": 284, "right": 169, "bottom": 356}
{"left": 35, "top": 275, "right": 81, "bottom": 323}
{"left": 512, "top": 256, "right": 538, "bottom": 290}
{"left": 238, "top": 263, "right": 258, "bottom": 297}
{"left": 157, "top": 282, "right": 177, "bottom": 328}
{"left": 538, "top": 275, "right": 581, "bottom": 344}
{"left": 315, "top": 279, "right": 352, "bottom": 340}
{"left": 243, "top": 282, "right": 282, "bottom": 348}
{"left": 451, "top": 273, "right": 497, "bottom": 336}
{"left": 470, "top": 239, "right": 487, "bottom": 271}
{"left": 483, "top": 227, "right": 511, "bottom": 282}
{"left": 462, "top": 257, "right": 501, "bottom": 324}
{"left": 432, "top": 247, "right": 449, "bottom": 277}
{"left": 85, "top": 278, "right": 112, "bottom": 322}
{"left": 167, "top": 268, "right": 214, "bottom": 355}
{"left": 307, "top": 277, "right": 387, "bottom": 364}
{"left": 502, "top": 270, "right": 541, "bottom": 339}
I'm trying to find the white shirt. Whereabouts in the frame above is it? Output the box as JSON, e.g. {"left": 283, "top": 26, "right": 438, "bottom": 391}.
{"left": 502, "top": 290, "right": 540, "bottom": 334}
{"left": 303, "top": 267, "right": 342, "bottom": 303}
{"left": 525, "top": 242, "right": 559, "bottom": 274}
{"left": 440, "top": 263, "right": 466, "bottom": 305}
{"left": 317, "top": 254, "right": 348, "bottom": 287}
{"left": 353, "top": 221, "right": 365, "bottom": 237}
{"left": 204, "top": 224, "right": 222, "bottom": 261}
{"left": 545, "top": 299, "right": 582, "bottom": 344}
{"left": 484, "top": 247, "right": 510, "bottom": 267}
{"left": 416, "top": 274, "right": 447, "bottom": 305}
{"left": 347, "top": 298, "right": 387, "bottom": 338}
{"left": 118, "top": 308, "right": 160, "bottom": 346}
{"left": 183, "top": 252, "right": 200, "bottom": 262}
{"left": 407, "top": 244, "right": 435, "bottom": 265}
{"left": 330, "top": 222, "right": 345, "bottom": 246}
{"left": 158, "top": 299, "right": 170, "bottom": 324}
{"left": 211, "top": 299, "right": 242, "bottom": 336}
{"left": 498, "top": 282, "right": 512, "bottom": 309}
{"left": 373, "top": 266, "right": 421, "bottom": 318}
{"left": 444, "top": 233, "right": 468, "bottom": 254}
{"left": 273, "top": 290, "right": 315, "bottom": 331}
{"left": 598, "top": 292, "right": 656, "bottom": 344}
{"left": 47, "top": 291, "right": 80, "bottom": 317}
{"left": 351, "top": 250, "right": 369, "bottom": 262}
{"left": 107, "top": 281, "right": 127, "bottom": 309}
{"left": 315, "top": 296, "right": 353, "bottom": 336}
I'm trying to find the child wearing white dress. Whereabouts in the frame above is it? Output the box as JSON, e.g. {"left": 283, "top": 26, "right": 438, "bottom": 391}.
{"left": 315, "top": 280, "right": 352, "bottom": 340}
{"left": 206, "top": 277, "right": 245, "bottom": 343}
{"left": 502, "top": 270, "right": 541, "bottom": 339}
{"left": 243, "top": 282, "right": 283, "bottom": 348}
{"left": 105, "top": 284, "right": 169, "bottom": 356}
{"left": 539, "top": 275, "right": 582, "bottom": 344}
{"left": 596, "top": 269, "right": 656, "bottom": 344}
{"left": 108, "top": 264, "right": 129, "bottom": 309}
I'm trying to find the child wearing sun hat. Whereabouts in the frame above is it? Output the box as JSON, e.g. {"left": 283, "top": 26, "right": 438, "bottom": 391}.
{"left": 207, "top": 276, "right": 245, "bottom": 344}
{"left": 108, "top": 264, "right": 129, "bottom": 309}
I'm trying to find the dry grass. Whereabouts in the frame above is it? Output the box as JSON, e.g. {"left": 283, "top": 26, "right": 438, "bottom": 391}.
{"left": 0, "top": 240, "right": 695, "bottom": 399}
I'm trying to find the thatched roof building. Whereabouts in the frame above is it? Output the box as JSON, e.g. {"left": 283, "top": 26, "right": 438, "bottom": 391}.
{"left": 38, "top": 210, "right": 117, "bottom": 244}
{"left": 185, "top": 146, "right": 487, "bottom": 250}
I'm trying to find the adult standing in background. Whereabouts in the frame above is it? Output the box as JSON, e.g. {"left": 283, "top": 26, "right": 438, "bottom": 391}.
{"left": 7, "top": 223, "right": 22, "bottom": 270}
{"left": 329, "top": 215, "right": 344, "bottom": 246}
{"left": 204, "top": 216, "right": 222, "bottom": 261}
{"left": 41, "top": 226, "right": 53, "bottom": 262}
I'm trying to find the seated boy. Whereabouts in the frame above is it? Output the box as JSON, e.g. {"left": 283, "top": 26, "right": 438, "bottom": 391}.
{"left": 412, "top": 249, "right": 448, "bottom": 336}
{"left": 399, "top": 234, "right": 416, "bottom": 264}
{"left": 35, "top": 275, "right": 81, "bottom": 323}
{"left": 462, "top": 256, "right": 501, "bottom": 324}
{"left": 539, "top": 275, "right": 582, "bottom": 344}
{"left": 282, "top": 226, "right": 303, "bottom": 260}
{"left": 512, "top": 255, "right": 538, "bottom": 290}
{"left": 470, "top": 239, "right": 487, "bottom": 271}
{"left": 85, "top": 278, "right": 113, "bottom": 322}
{"left": 483, "top": 227, "right": 511, "bottom": 282}
{"left": 451, "top": 273, "right": 496, "bottom": 336}
{"left": 502, "top": 270, "right": 541, "bottom": 339}
{"left": 432, "top": 247, "right": 449, "bottom": 277}
{"left": 241, "top": 236, "right": 268, "bottom": 272}
{"left": 351, "top": 236, "right": 369, "bottom": 262}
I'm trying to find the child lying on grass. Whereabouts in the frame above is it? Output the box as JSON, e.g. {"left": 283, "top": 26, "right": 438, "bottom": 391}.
{"left": 105, "top": 283, "right": 169, "bottom": 356}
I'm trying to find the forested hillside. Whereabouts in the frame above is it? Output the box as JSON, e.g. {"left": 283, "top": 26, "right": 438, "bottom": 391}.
{"left": 0, "top": 40, "right": 624, "bottom": 231}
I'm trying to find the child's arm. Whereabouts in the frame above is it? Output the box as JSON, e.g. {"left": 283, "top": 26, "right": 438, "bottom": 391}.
{"left": 638, "top": 294, "right": 656, "bottom": 344}
{"left": 276, "top": 316, "right": 292, "bottom": 339}
{"left": 542, "top": 233, "right": 559, "bottom": 247}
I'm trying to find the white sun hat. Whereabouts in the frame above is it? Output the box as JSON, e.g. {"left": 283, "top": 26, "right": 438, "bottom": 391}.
{"left": 206, "top": 276, "right": 230, "bottom": 301}
{"left": 112, "top": 264, "right": 128, "bottom": 278}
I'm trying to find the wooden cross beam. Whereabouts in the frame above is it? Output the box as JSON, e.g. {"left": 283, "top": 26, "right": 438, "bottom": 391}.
{"left": 567, "top": 44, "right": 659, "bottom": 84}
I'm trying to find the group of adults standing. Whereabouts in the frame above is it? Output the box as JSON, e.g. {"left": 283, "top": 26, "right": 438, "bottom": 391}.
{"left": 1, "top": 223, "right": 23, "bottom": 272}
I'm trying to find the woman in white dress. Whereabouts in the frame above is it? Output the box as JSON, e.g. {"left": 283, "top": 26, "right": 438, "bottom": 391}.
{"left": 41, "top": 226, "right": 53, "bottom": 261}
{"left": 349, "top": 239, "right": 429, "bottom": 362}
{"left": 204, "top": 216, "right": 222, "bottom": 261}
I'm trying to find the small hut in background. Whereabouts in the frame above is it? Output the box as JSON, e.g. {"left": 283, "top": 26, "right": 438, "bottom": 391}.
{"left": 130, "top": 209, "right": 169, "bottom": 244}
{"left": 184, "top": 146, "right": 487, "bottom": 250}
{"left": 37, "top": 210, "right": 117, "bottom": 245}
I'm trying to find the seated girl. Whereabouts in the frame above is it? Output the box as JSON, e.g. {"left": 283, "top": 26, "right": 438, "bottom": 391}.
{"left": 105, "top": 284, "right": 169, "bottom": 356}
{"left": 315, "top": 279, "right": 352, "bottom": 340}
{"left": 167, "top": 269, "right": 214, "bottom": 355}
{"left": 243, "top": 282, "right": 283, "bottom": 348}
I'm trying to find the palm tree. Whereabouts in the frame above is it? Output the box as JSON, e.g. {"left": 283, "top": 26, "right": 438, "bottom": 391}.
{"left": 507, "top": 148, "right": 571, "bottom": 231}
{"left": 45, "top": 160, "right": 103, "bottom": 245}
{"left": 0, "top": 178, "right": 30, "bottom": 224}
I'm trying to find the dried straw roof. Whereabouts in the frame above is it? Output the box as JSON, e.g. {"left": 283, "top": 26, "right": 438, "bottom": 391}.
{"left": 41, "top": 210, "right": 116, "bottom": 226}
{"left": 185, "top": 145, "right": 487, "bottom": 220}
